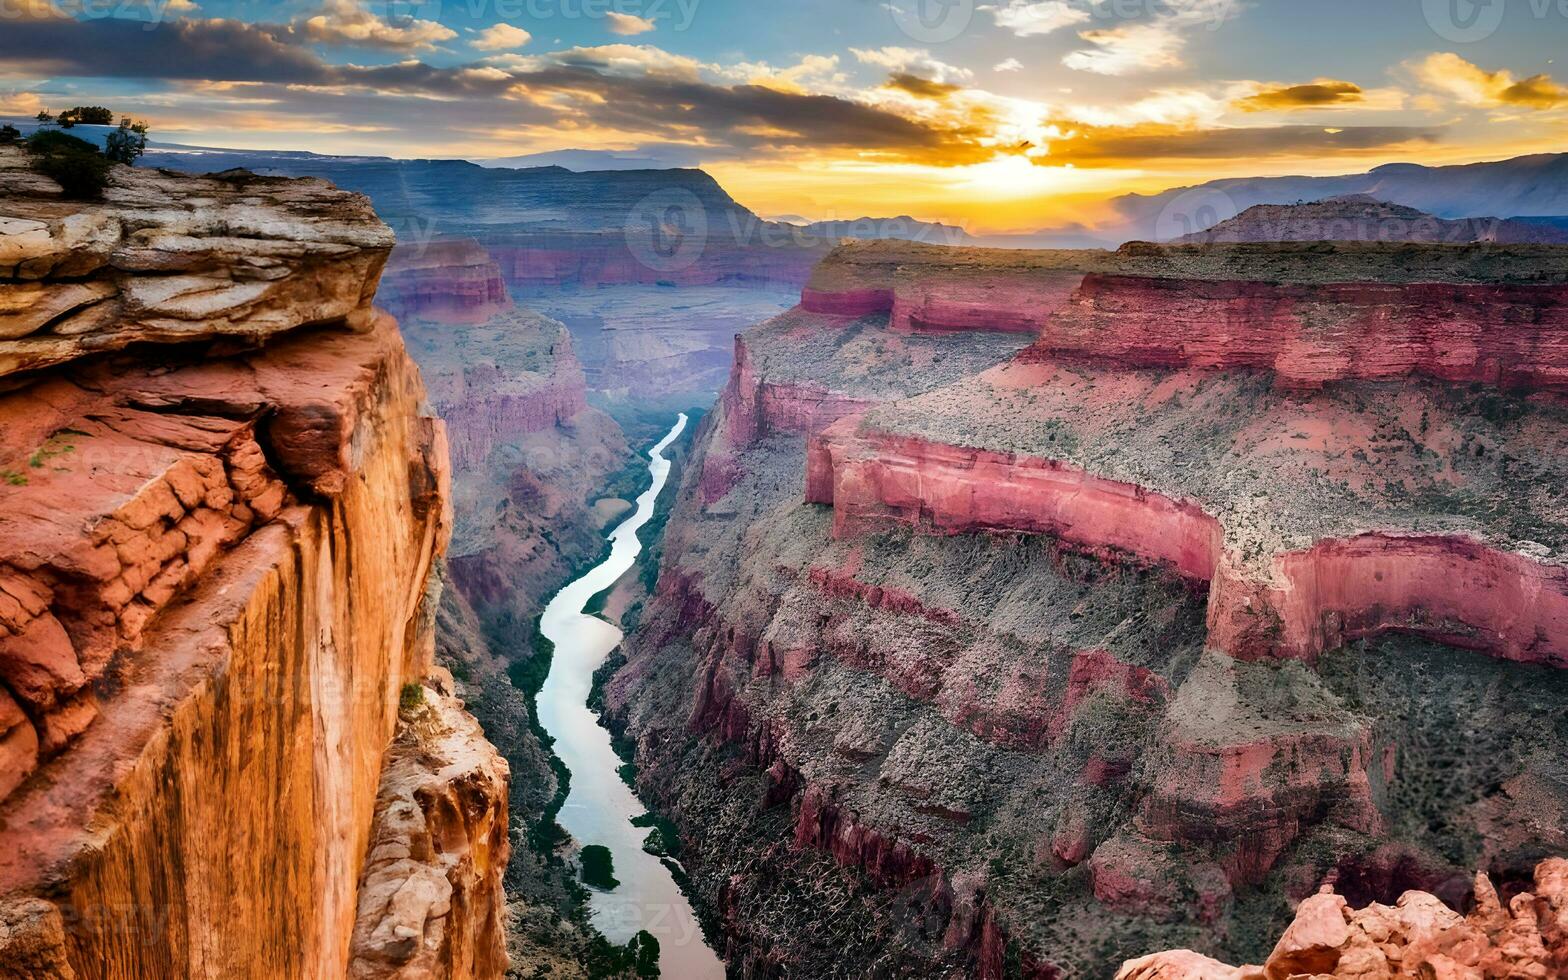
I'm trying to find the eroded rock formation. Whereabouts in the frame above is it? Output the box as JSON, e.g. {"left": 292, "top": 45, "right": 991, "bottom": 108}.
{"left": 349, "top": 669, "right": 510, "bottom": 980}
{"left": 1118, "top": 858, "right": 1568, "bottom": 979}
{"left": 603, "top": 238, "right": 1568, "bottom": 976}
{"left": 0, "top": 149, "right": 507, "bottom": 977}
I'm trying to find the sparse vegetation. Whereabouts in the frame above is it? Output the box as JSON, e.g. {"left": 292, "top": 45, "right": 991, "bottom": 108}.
{"left": 104, "top": 118, "right": 150, "bottom": 166}
{"left": 398, "top": 682, "right": 424, "bottom": 712}
{"left": 25, "top": 130, "right": 111, "bottom": 199}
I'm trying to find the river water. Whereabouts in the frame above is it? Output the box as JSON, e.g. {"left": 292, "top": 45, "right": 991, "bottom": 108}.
{"left": 535, "top": 414, "right": 726, "bottom": 978}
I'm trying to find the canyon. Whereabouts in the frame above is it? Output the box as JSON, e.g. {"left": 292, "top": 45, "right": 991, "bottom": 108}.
{"left": 6, "top": 132, "right": 1568, "bottom": 980}
{"left": 600, "top": 237, "right": 1568, "bottom": 976}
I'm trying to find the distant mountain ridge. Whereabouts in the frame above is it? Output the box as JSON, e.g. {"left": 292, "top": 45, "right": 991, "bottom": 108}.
{"left": 793, "top": 216, "right": 974, "bottom": 246}
{"left": 140, "top": 146, "right": 756, "bottom": 237}
{"left": 137, "top": 145, "right": 970, "bottom": 248}
{"left": 1105, "top": 153, "right": 1568, "bottom": 243}
{"left": 1175, "top": 195, "right": 1568, "bottom": 244}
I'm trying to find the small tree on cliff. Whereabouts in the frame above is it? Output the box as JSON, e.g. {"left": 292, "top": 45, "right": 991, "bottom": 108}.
{"left": 104, "top": 118, "right": 149, "bottom": 166}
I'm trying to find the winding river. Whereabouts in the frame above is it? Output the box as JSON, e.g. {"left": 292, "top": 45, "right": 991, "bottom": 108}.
{"left": 535, "top": 414, "right": 726, "bottom": 978}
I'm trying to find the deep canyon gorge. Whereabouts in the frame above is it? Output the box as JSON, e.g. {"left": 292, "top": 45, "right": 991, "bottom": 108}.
{"left": 2, "top": 137, "right": 1567, "bottom": 980}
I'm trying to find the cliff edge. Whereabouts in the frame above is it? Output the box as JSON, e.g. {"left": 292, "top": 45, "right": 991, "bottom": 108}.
{"left": 0, "top": 148, "right": 507, "bottom": 977}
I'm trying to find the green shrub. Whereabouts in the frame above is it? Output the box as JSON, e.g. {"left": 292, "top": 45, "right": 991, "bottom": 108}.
{"left": 398, "top": 682, "right": 424, "bottom": 712}
{"left": 26, "top": 130, "right": 111, "bottom": 199}
{"left": 0, "top": 124, "right": 19, "bottom": 144}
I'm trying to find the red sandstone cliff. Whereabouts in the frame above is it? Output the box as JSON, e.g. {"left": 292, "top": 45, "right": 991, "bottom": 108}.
{"left": 0, "top": 148, "right": 507, "bottom": 978}
{"left": 602, "top": 239, "right": 1568, "bottom": 977}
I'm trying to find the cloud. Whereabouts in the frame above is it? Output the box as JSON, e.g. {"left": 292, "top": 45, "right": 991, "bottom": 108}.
{"left": 1047, "top": 123, "right": 1441, "bottom": 164}
{"left": 1063, "top": 0, "right": 1239, "bottom": 76}
{"left": 1234, "top": 79, "right": 1364, "bottom": 111}
{"left": 1411, "top": 53, "right": 1568, "bottom": 109}
{"left": 547, "top": 44, "right": 709, "bottom": 80}
{"left": 851, "top": 46, "right": 973, "bottom": 85}
{"left": 0, "top": 17, "right": 999, "bottom": 166}
{"left": 994, "top": 58, "right": 1023, "bottom": 72}
{"left": 301, "top": 0, "right": 456, "bottom": 51}
{"left": 472, "top": 24, "right": 532, "bottom": 51}
{"left": 884, "top": 73, "right": 961, "bottom": 99}
{"left": 1062, "top": 88, "right": 1226, "bottom": 129}
{"left": 728, "top": 54, "right": 845, "bottom": 94}
{"left": 1064, "top": 22, "right": 1185, "bottom": 75}
{"left": 982, "top": 1, "right": 1089, "bottom": 37}
{"left": 605, "top": 12, "right": 656, "bottom": 35}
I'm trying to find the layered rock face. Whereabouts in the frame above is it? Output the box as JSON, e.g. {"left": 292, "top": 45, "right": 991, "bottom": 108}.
{"left": 604, "top": 239, "right": 1568, "bottom": 976}
{"left": 379, "top": 238, "right": 511, "bottom": 325}
{"left": 0, "top": 151, "right": 506, "bottom": 977}
{"left": 0, "top": 147, "right": 389, "bottom": 378}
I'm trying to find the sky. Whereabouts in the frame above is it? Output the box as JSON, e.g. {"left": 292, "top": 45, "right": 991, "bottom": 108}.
{"left": 2, "top": 0, "right": 1565, "bottom": 233}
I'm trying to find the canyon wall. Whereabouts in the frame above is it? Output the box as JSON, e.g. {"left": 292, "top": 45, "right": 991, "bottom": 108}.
{"left": 0, "top": 148, "right": 506, "bottom": 977}
{"left": 379, "top": 239, "right": 511, "bottom": 325}
{"left": 605, "top": 238, "right": 1568, "bottom": 976}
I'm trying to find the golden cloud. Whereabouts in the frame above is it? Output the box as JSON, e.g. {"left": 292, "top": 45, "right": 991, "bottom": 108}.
{"left": 1235, "top": 79, "right": 1364, "bottom": 112}
{"left": 1413, "top": 53, "right": 1568, "bottom": 109}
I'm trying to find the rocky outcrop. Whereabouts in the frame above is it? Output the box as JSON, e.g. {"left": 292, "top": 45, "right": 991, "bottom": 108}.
{"left": 349, "top": 670, "right": 510, "bottom": 980}
{"left": 810, "top": 425, "right": 1223, "bottom": 578}
{"left": 0, "top": 152, "right": 506, "bottom": 977}
{"left": 1117, "top": 858, "right": 1568, "bottom": 979}
{"left": 0, "top": 146, "right": 392, "bottom": 380}
{"left": 409, "top": 310, "right": 592, "bottom": 473}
